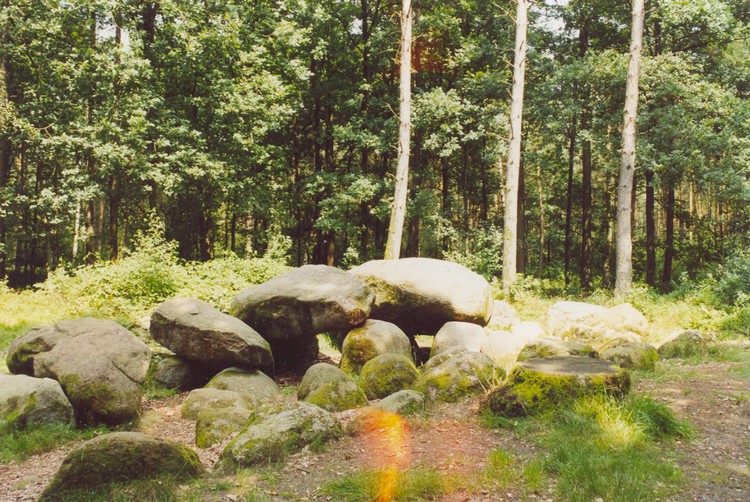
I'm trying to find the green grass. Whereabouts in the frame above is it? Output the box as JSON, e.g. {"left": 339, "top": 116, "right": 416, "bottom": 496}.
{"left": 0, "top": 421, "right": 109, "bottom": 464}
{"left": 320, "top": 467, "right": 446, "bottom": 502}
{"left": 483, "top": 394, "right": 692, "bottom": 502}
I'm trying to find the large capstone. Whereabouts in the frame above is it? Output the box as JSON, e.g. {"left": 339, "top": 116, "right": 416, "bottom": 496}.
{"left": 0, "top": 374, "right": 74, "bottom": 428}
{"left": 40, "top": 432, "right": 203, "bottom": 497}
{"left": 6, "top": 318, "right": 151, "bottom": 425}
{"left": 150, "top": 298, "right": 273, "bottom": 372}
{"left": 229, "top": 265, "right": 374, "bottom": 366}
{"left": 349, "top": 258, "right": 493, "bottom": 335}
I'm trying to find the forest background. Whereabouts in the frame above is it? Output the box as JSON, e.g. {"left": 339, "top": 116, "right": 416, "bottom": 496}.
{"left": 1, "top": 0, "right": 749, "bottom": 297}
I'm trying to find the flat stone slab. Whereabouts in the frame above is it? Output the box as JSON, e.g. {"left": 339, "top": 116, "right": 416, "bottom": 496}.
{"left": 517, "top": 356, "right": 625, "bottom": 376}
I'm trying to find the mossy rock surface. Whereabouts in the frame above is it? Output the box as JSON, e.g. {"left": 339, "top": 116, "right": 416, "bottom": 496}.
{"left": 658, "top": 330, "right": 707, "bottom": 359}
{"left": 0, "top": 374, "right": 74, "bottom": 428}
{"left": 181, "top": 388, "right": 255, "bottom": 420}
{"left": 599, "top": 340, "right": 659, "bottom": 370}
{"left": 360, "top": 354, "right": 419, "bottom": 399}
{"left": 151, "top": 356, "right": 216, "bottom": 390}
{"left": 372, "top": 390, "right": 425, "bottom": 416}
{"left": 40, "top": 432, "right": 204, "bottom": 498}
{"left": 481, "top": 356, "right": 631, "bottom": 418}
{"left": 298, "top": 363, "right": 367, "bottom": 412}
{"left": 195, "top": 405, "right": 253, "bottom": 448}
{"left": 339, "top": 320, "right": 411, "bottom": 374}
{"left": 517, "top": 337, "right": 598, "bottom": 361}
{"left": 413, "top": 351, "right": 503, "bottom": 403}
{"left": 429, "top": 321, "right": 486, "bottom": 359}
{"left": 205, "top": 367, "right": 279, "bottom": 402}
{"left": 216, "top": 401, "right": 343, "bottom": 470}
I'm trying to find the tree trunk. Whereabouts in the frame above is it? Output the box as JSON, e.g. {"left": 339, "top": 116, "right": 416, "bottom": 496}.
{"left": 384, "top": 0, "right": 412, "bottom": 260}
{"left": 579, "top": 22, "right": 592, "bottom": 291}
{"left": 537, "top": 163, "right": 546, "bottom": 278}
{"left": 0, "top": 51, "right": 11, "bottom": 278}
{"left": 661, "top": 183, "right": 675, "bottom": 290}
{"left": 502, "top": 0, "right": 528, "bottom": 293}
{"left": 614, "top": 0, "right": 645, "bottom": 299}
{"left": 645, "top": 169, "right": 656, "bottom": 286}
{"left": 564, "top": 120, "right": 576, "bottom": 287}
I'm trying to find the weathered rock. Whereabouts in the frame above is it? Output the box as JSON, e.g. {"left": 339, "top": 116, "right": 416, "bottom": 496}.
{"left": 195, "top": 403, "right": 253, "bottom": 448}
{"left": 360, "top": 354, "right": 419, "bottom": 399}
{"left": 479, "top": 328, "right": 543, "bottom": 368}
{"left": 481, "top": 356, "right": 631, "bottom": 418}
{"left": 40, "top": 432, "right": 203, "bottom": 498}
{"left": 150, "top": 298, "right": 273, "bottom": 372}
{"left": 346, "top": 407, "right": 409, "bottom": 437}
{"left": 205, "top": 367, "right": 279, "bottom": 402}
{"left": 339, "top": 320, "right": 412, "bottom": 374}
{"left": 517, "top": 337, "right": 598, "bottom": 361}
{"left": 413, "top": 351, "right": 503, "bottom": 403}
{"left": 429, "top": 321, "right": 486, "bottom": 359}
{"left": 0, "top": 374, "right": 74, "bottom": 428}
{"left": 151, "top": 356, "right": 215, "bottom": 390}
{"left": 230, "top": 265, "right": 373, "bottom": 341}
{"left": 372, "top": 390, "right": 425, "bottom": 415}
{"left": 599, "top": 339, "right": 659, "bottom": 370}
{"left": 421, "top": 346, "right": 465, "bottom": 372}
{"left": 6, "top": 318, "right": 151, "bottom": 425}
{"left": 546, "top": 301, "right": 648, "bottom": 343}
{"left": 297, "top": 363, "right": 367, "bottom": 412}
{"left": 511, "top": 321, "right": 547, "bottom": 340}
{"left": 181, "top": 388, "right": 255, "bottom": 420}
{"left": 658, "top": 330, "right": 707, "bottom": 358}
{"left": 216, "top": 401, "right": 343, "bottom": 470}
{"left": 487, "top": 300, "right": 520, "bottom": 330}
{"left": 349, "top": 258, "right": 493, "bottom": 335}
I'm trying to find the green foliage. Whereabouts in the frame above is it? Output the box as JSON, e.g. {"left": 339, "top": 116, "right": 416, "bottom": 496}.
{"left": 443, "top": 224, "right": 504, "bottom": 279}
{"left": 0, "top": 420, "right": 108, "bottom": 465}
{"left": 710, "top": 250, "right": 750, "bottom": 307}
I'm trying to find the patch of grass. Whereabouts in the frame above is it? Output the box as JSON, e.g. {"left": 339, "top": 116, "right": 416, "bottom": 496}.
{"left": 321, "top": 467, "right": 446, "bottom": 501}
{"left": 483, "top": 448, "right": 518, "bottom": 487}
{"left": 483, "top": 394, "right": 691, "bottom": 502}
{"left": 0, "top": 421, "right": 109, "bottom": 464}
{"left": 40, "top": 477, "right": 185, "bottom": 502}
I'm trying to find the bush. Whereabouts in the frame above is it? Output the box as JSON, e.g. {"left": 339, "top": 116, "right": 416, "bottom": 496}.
{"left": 711, "top": 250, "right": 750, "bottom": 307}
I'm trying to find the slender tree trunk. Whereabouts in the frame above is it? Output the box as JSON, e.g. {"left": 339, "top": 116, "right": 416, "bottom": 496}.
{"left": 564, "top": 120, "right": 576, "bottom": 287}
{"left": 0, "top": 51, "right": 11, "bottom": 278}
{"left": 85, "top": 10, "right": 100, "bottom": 263}
{"left": 517, "top": 156, "right": 526, "bottom": 275}
{"left": 615, "top": 0, "right": 645, "bottom": 299}
{"left": 384, "top": 0, "right": 412, "bottom": 260}
{"left": 579, "top": 20, "right": 592, "bottom": 291}
{"left": 661, "top": 183, "right": 675, "bottom": 289}
{"left": 502, "top": 0, "right": 528, "bottom": 293}
{"left": 645, "top": 169, "right": 656, "bottom": 286}
{"left": 537, "top": 164, "right": 545, "bottom": 277}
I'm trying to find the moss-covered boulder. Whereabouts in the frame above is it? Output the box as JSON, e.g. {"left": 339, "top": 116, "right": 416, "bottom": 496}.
{"left": 205, "top": 367, "right": 279, "bottom": 402}
{"left": 150, "top": 298, "right": 274, "bottom": 373}
{"left": 413, "top": 351, "right": 503, "bottom": 403}
{"left": 181, "top": 388, "right": 255, "bottom": 420}
{"left": 517, "top": 337, "right": 598, "bottom": 361}
{"left": 429, "top": 321, "right": 486, "bottom": 359}
{"left": 298, "top": 363, "right": 367, "bottom": 412}
{"left": 216, "top": 401, "right": 343, "bottom": 470}
{"left": 599, "top": 339, "right": 659, "bottom": 370}
{"left": 372, "top": 390, "right": 425, "bottom": 415}
{"left": 360, "top": 354, "right": 419, "bottom": 399}
{"left": 229, "top": 265, "right": 373, "bottom": 367}
{"left": 0, "top": 374, "right": 74, "bottom": 428}
{"left": 349, "top": 258, "right": 493, "bottom": 335}
{"left": 658, "top": 330, "right": 707, "bottom": 358}
{"left": 481, "top": 356, "right": 631, "bottom": 418}
{"left": 195, "top": 404, "right": 253, "bottom": 448}
{"left": 339, "top": 319, "right": 412, "bottom": 374}
{"left": 546, "top": 301, "right": 647, "bottom": 344}
{"left": 40, "top": 432, "right": 203, "bottom": 498}
{"left": 6, "top": 318, "right": 151, "bottom": 426}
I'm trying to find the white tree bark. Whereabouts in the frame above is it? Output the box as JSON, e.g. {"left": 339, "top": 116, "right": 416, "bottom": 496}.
{"left": 384, "top": 0, "right": 413, "bottom": 260}
{"left": 502, "top": 0, "right": 529, "bottom": 293}
{"left": 615, "top": 0, "right": 645, "bottom": 298}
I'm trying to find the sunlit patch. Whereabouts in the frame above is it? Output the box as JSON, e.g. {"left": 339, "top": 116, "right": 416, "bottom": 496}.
{"left": 357, "top": 409, "right": 411, "bottom": 501}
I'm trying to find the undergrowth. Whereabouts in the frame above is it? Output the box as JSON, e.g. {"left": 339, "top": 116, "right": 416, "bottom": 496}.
{"left": 320, "top": 467, "right": 446, "bottom": 501}
{"left": 483, "top": 394, "right": 692, "bottom": 501}
{"left": 0, "top": 420, "right": 108, "bottom": 464}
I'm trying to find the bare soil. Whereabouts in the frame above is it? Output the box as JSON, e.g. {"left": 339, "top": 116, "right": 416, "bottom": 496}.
{"left": 1, "top": 356, "right": 749, "bottom": 502}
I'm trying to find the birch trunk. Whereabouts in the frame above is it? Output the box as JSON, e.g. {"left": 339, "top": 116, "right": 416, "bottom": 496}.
{"left": 384, "top": 0, "right": 413, "bottom": 259}
{"left": 502, "top": 0, "right": 528, "bottom": 293}
{"left": 614, "top": 0, "right": 645, "bottom": 298}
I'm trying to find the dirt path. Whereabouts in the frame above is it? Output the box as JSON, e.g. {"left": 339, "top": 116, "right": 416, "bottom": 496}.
{"left": 1, "top": 358, "right": 749, "bottom": 501}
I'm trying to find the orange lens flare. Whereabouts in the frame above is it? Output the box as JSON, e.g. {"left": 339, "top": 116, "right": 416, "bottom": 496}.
{"left": 358, "top": 409, "right": 411, "bottom": 502}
